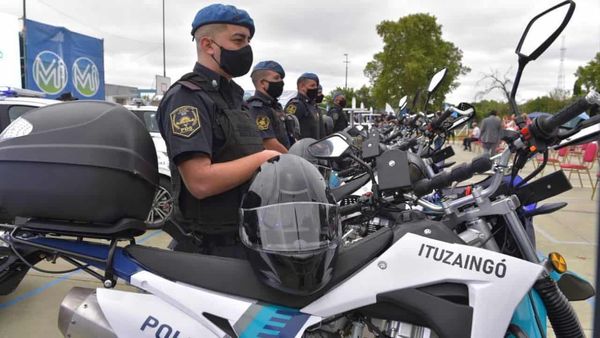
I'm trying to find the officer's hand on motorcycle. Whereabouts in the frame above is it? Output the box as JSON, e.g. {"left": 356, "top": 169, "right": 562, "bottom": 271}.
{"left": 260, "top": 149, "right": 282, "bottom": 161}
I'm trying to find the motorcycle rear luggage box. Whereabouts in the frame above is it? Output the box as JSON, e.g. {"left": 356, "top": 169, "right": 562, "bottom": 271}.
{"left": 0, "top": 101, "right": 159, "bottom": 224}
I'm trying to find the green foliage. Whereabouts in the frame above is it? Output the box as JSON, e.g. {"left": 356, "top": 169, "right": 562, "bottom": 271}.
{"left": 573, "top": 52, "right": 600, "bottom": 95}
{"left": 325, "top": 85, "right": 375, "bottom": 109}
{"left": 519, "top": 95, "right": 573, "bottom": 115}
{"left": 364, "top": 13, "right": 470, "bottom": 110}
{"left": 472, "top": 100, "right": 510, "bottom": 122}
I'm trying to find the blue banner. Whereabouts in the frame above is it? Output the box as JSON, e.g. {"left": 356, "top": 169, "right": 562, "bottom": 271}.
{"left": 25, "top": 19, "right": 105, "bottom": 100}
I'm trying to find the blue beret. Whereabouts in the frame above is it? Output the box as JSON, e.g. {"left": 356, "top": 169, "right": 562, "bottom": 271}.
{"left": 191, "top": 4, "right": 255, "bottom": 38}
{"left": 333, "top": 92, "right": 345, "bottom": 100}
{"left": 298, "top": 72, "right": 319, "bottom": 85}
{"left": 252, "top": 61, "right": 285, "bottom": 78}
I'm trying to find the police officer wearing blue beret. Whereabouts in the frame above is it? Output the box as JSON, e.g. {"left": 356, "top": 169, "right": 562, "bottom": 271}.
{"left": 246, "top": 61, "right": 290, "bottom": 153}
{"left": 157, "top": 4, "right": 280, "bottom": 257}
{"left": 284, "top": 73, "right": 321, "bottom": 140}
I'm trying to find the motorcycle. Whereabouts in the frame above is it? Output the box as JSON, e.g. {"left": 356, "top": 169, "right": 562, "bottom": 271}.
{"left": 0, "top": 1, "right": 595, "bottom": 338}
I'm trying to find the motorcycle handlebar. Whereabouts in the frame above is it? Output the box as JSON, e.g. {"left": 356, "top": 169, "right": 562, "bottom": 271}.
{"left": 340, "top": 201, "right": 362, "bottom": 215}
{"left": 430, "top": 106, "right": 475, "bottom": 130}
{"left": 396, "top": 137, "right": 418, "bottom": 151}
{"left": 430, "top": 109, "right": 453, "bottom": 129}
{"left": 413, "top": 154, "right": 492, "bottom": 196}
{"left": 536, "top": 90, "right": 600, "bottom": 138}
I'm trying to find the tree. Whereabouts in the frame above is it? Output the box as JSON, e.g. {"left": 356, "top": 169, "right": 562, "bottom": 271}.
{"left": 475, "top": 69, "right": 513, "bottom": 102}
{"left": 520, "top": 95, "right": 571, "bottom": 115}
{"left": 472, "top": 100, "right": 510, "bottom": 122}
{"left": 325, "top": 85, "right": 375, "bottom": 110}
{"left": 364, "top": 14, "right": 470, "bottom": 110}
{"left": 573, "top": 52, "right": 600, "bottom": 96}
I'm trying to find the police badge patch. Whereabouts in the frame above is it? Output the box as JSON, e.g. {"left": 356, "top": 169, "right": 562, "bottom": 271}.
{"left": 256, "top": 116, "right": 270, "bottom": 131}
{"left": 286, "top": 104, "right": 297, "bottom": 115}
{"left": 170, "top": 106, "right": 201, "bottom": 138}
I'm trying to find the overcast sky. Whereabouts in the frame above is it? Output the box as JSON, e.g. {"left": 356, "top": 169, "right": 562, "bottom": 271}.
{"left": 1, "top": 0, "right": 599, "bottom": 104}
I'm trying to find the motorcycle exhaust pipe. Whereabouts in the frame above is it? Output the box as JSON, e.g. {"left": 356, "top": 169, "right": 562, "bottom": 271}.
{"left": 58, "top": 287, "right": 117, "bottom": 338}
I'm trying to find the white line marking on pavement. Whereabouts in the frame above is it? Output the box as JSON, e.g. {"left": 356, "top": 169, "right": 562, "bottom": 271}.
{"left": 535, "top": 227, "right": 594, "bottom": 245}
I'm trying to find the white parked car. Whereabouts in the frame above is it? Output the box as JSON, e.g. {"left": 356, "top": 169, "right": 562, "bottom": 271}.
{"left": 124, "top": 104, "right": 173, "bottom": 229}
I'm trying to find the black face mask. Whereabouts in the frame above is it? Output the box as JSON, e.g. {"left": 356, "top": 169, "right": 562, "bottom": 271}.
{"left": 316, "top": 94, "right": 324, "bottom": 103}
{"left": 266, "top": 80, "right": 284, "bottom": 99}
{"left": 306, "top": 88, "right": 318, "bottom": 101}
{"left": 211, "top": 41, "right": 253, "bottom": 77}
{"left": 338, "top": 99, "right": 347, "bottom": 108}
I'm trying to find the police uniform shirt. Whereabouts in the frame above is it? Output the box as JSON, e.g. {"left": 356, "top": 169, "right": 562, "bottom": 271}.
{"left": 158, "top": 63, "right": 243, "bottom": 166}
{"left": 284, "top": 93, "right": 319, "bottom": 139}
{"left": 328, "top": 104, "right": 349, "bottom": 133}
{"left": 246, "top": 91, "right": 290, "bottom": 148}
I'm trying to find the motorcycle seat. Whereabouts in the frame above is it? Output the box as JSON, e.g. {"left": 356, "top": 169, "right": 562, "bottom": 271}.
{"left": 125, "top": 227, "right": 393, "bottom": 309}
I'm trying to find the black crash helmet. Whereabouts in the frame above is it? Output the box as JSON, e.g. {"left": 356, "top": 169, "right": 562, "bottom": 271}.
{"left": 288, "top": 138, "right": 332, "bottom": 180}
{"left": 240, "top": 154, "right": 341, "bottom": 295}
{"left": 407, "top": 151, "right": 428, "bottom": 183}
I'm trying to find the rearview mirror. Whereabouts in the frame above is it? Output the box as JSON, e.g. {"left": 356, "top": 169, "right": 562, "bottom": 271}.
{"left": 399, "top": 95, "right": 408, "bottom": 109}
{"left": 446, "top": 103, "right": 476, "bottom": 132}
{"left": 509, "top": 0, "right": 575, "bottom": 114}
{"left": 428, "top": 68, "right": 447, "bottom": 93}
{"left": 516, "top": 0, "right": 575, "bottom": 61}
{"left": 308, "top": 135, "right": 350, "bottom": 159}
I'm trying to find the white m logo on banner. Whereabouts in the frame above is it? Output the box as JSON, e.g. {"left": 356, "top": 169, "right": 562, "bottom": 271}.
{"left": 32, "top": 51, "right": 68, "bottom": 95}
{"left": 72, "top": 57, "right": 100, "bottom": 97}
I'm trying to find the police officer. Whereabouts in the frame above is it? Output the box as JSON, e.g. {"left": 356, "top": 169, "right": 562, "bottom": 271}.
{"left": 315, "top": 85, "right": 333, "bottom": 137}
{"left": 284, "top": 73, "right": 320, "bottom": 139}
{"left": 246, "top": 61, "right": 290, "bottom": 153}
{"left": 328, "top": 93, "right": 349, "bottom": 133}
{"left": 157, "top": 4, "right": 279, "bottom": 257}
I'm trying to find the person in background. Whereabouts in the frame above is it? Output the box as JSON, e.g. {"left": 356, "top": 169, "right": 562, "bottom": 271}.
{"left": 246, "top": 60, "right": 289, "bottom": 153}
{"left": 328, "top": 93, "right": 348, "bottom": 133}
{"left": 284, "top": 73, "right": 320, "bottom": 139}
{"left": 480, "top": 110, "right": 503, "bottom": 154}
{"left": 463, "top": 121, "right": 480, "bottom": 151}
{"left": 315, "top": 85, "right": 332, "bottom": 137}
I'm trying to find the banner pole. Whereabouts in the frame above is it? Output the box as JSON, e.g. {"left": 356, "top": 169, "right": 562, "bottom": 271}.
{"left": 21, "top": 0, "right": 27, "bottom": 88}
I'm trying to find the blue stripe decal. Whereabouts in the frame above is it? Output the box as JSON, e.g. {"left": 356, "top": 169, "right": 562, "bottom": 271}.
{"left": 0, "top": 270, "right": 79, "bottom": 309}
{"left": 0, "top": 230, "right": 160, "bottom": 309}
{"left": 239, "top": 304, "right": 310, "bottom": 338}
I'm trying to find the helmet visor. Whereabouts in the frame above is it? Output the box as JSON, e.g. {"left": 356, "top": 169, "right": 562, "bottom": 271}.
{"left": 241, "top": 202, "right": 340, "bottom": 252}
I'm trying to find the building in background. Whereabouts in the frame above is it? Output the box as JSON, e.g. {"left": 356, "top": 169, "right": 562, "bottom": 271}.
{"left": 105, "top": 84, "right": 139, "bottom": 104}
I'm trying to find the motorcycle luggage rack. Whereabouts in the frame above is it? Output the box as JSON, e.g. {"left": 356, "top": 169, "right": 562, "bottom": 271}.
{"left": 4, "top": 218, "right": 146, "bottom": 288}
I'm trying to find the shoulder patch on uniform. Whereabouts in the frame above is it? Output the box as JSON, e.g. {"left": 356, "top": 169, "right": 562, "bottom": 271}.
{"left": 286, "top": 103, "right": 297, "bottom": 115}
{"left": 249, "top": 100, "right": 264, "bottom": 108}
{"left": 256, "top": 115, "right": 270, "bottom": 131}
{"left": 170, "top": 106, "right": 201, "bottom": 138}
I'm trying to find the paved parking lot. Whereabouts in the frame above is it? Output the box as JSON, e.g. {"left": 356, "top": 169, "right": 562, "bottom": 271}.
{"left": 0, "top": 145, "right": 597, "bottom": 337}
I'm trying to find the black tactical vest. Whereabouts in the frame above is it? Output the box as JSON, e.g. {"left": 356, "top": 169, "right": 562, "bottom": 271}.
{"left": 247, "top": 95, "right": 290, "bottom": 149}
{"left": 168, "top": 72, "right": 264, "bottom": 234}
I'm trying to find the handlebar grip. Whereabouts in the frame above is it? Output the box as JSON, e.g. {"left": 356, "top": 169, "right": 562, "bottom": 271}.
{"left": 431, "top": 108, "right": 453, "bottom": 129}
{"left": 470, "top": 154, "right": 493, "bottom": 174}
{"left": 414, "top": 179, "right": 433, "bottom": 197}
{"left": 337, "top": 166, "right": 359, "bottom": 177}
{"left": 538, "top": 91, "right": 600, "bottom": 136}
{"left": 397, "top": 137, "right": 418, "bottom": 151}
{"left": 340, "top": 202, "right": 362, "bottom": 215}
{"left": 431, "top": 171, "right": 451, "bottom": 187}
{"left": 382, "top": 130, "right": 401, "bottom": 143}
{"left": 449, "top": 163, "right": 472, "bottom": 183}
